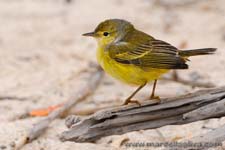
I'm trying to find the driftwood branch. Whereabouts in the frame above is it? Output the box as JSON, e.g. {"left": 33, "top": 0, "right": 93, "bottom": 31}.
{"left": 60, "top": 86, "right": 225, "bottom": 142}
{"left": 25, "top": 68, "right": 104, "bottom": 143}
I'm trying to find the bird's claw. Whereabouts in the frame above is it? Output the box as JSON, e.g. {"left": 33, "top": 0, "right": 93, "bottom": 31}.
{"left": 123, "top": 99, "right": 141, "bottom": 106}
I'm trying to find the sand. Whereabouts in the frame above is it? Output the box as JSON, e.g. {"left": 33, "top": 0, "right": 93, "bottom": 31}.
{"left": 0, "top": 0, "right": 225, "bottom": 149}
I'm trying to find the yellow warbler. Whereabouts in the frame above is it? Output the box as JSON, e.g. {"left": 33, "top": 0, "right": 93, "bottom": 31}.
{"left": 83, "top": 19, "right": 216, "bottom": 105}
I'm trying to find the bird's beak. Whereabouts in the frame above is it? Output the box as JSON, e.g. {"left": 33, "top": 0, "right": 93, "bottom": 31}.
{"left": 82, "top": 32, "right": 95, "bottom": 37}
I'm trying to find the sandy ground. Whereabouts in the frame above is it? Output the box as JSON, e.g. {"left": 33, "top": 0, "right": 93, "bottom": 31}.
{"left": 0, "top": 0, "right": 225, "bottom": 149}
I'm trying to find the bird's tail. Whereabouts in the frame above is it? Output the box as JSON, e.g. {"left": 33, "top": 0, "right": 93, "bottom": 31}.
{"left": 179, "top": 48, "right": 216, "bottom": 57}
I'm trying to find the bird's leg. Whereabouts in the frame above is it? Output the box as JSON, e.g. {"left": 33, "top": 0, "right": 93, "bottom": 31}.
{"left": 123, "top": 83, "right": 146, "bottom": 105}
{"left": 149, "top": 79, "right": 160, "bottom": 100}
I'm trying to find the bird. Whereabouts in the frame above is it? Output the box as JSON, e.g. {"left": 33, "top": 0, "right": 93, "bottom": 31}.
{"left": 83, "top": 19, "right": 216, "bottom": 105}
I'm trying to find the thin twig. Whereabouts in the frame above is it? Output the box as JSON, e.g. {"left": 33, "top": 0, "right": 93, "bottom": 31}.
{"left": 154, "top": 0, "right": 202, "bottom": 8}
{"left": 161, "top": 76, "right": 215, "bottom": 88}
{"left": 24, "top": 67, "right": 104, "bottom": 143}
{"left": 0, "top": 96, "right": 31, "bottom": 101}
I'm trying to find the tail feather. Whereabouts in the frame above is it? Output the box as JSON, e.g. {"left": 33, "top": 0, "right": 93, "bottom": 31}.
{"left": 179, "top": 48, "right": 216, "bottom": 57}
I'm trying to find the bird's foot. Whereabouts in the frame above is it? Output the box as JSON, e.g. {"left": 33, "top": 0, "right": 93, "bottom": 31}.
{"left": 149, "top": 95, "right": 161, "bottom": 103}
{"left": 150, "top": 95, "right": 160, "bottom": 100}
{"left": 123, "top": 99, "right": 141, "bottom": 106}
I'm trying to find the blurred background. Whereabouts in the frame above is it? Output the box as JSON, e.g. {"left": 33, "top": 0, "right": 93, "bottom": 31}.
{"left": 0, "top": 0, "right": 224, "bottom": 149}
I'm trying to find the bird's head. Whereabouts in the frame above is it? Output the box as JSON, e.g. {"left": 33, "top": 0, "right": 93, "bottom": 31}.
{"left": 83, "top": 19, "right": 134, "bottom": 46}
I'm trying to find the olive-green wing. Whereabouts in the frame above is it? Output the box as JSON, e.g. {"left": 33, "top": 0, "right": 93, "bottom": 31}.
{"left": 107, "top": 39, "right": 188, "bottom": 69}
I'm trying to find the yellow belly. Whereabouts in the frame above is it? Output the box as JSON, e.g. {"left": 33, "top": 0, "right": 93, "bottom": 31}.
{"left": 97, "top": 47, "right": 169, "bottom": 85}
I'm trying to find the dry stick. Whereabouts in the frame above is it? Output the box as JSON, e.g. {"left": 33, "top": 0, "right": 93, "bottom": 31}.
{"left": 155, "top": 0, "right": 200, "bottom": 8}
{"left": 60, "top": 86, "right": 225, "bottom": 142}
{"left": 26, "top": 68, "right": 104, "bottom": 143}
{"left": 0, "top": 96, "right": 31, "bottom": 101}
{"left": 161, "top": 76, "right": 215, "bottom": 88}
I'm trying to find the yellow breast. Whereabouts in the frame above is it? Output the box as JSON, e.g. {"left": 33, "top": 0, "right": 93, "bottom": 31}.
{"left": 96, "top": 46, "right": 168, "bottom": 85}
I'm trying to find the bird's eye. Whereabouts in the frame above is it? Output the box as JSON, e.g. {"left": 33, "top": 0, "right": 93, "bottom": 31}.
{"left": 103, "top": 32, "right": 109, "bottom": 36}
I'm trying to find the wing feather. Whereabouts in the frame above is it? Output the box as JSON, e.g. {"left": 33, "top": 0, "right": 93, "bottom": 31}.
{"left": 107, "top": 39, "right": 188, "bottom": 69}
